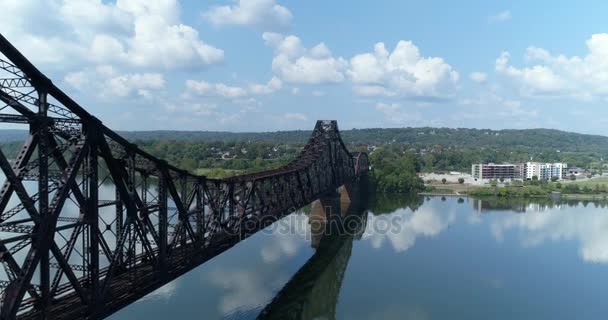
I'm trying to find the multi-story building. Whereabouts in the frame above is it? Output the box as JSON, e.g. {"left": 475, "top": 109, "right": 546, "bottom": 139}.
{"left": 472, "top": 162, "right": 568, "bottom": 181}
{"left": 472, "top": 163, "right": 524, "bottom": 180}
{"left": 524, "top": 162, "right": 568, "bottom": 180}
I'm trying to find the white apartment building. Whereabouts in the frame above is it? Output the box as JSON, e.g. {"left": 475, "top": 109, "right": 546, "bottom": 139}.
{"left": 524, "top": 162, "right": 568, "bottom": 180}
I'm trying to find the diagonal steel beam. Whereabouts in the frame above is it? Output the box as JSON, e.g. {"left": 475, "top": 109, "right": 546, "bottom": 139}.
{"left": 0, "top": 147, "right": 39, "bottom": 221}
{"left": 0, "top": 134, "right": 38, "bottom": 221}
{"left": 0, "top": 138, "right": 87, "bottom": 319}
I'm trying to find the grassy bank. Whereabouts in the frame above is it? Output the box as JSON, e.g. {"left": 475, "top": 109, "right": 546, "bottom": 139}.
{"left": 422, "top": 177, "right": 608, "bottom": 199}
{"left": 466, "top": 185, "right": 608, "bottom": 199}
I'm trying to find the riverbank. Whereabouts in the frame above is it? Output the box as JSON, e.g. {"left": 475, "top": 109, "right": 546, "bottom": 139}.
{"left": 421, "top": 187, "right": 608, "bottom": 200}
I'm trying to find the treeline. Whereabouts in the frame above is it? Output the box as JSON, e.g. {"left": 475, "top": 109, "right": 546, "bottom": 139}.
{"left": 3, "top": 127, "right": 608, "bottom": 154}
{"left": 134, "top": 139, "right": 300, "bottom": 174}
{"left": 3, "top": 125, "right": 608, "bottom": 193}
{"left": 416, "top": 146, "right": 600, "bottom": 172}
{"left": 468, "top": 182, "right": 608, "bottom": 198}
{"left": 367, "top": 147, "right": 425, "bottom": 194}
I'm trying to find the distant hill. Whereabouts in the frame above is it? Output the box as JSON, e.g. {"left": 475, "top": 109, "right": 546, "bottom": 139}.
{"left": 2, "top": 127, "right": 608, "bottom": 154}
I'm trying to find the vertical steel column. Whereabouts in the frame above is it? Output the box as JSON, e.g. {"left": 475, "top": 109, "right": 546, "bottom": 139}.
{"left": 195, "top": 177, "right": 203, "bottom": 241}
{"left": 228, "top": 183, "right": 234, "bottom": 224}
{"left": 141, "top": 174, "right": 147, "bottom": 208}
{"left": 126, "top": 151, "right": 136, "bottom": 280}
{"left": 157, "top": 163, "right": 168, "bottom": 272}
{"left": 37, "top": 89, "right": 50, "bottom": 315}
{"left": 88, "top": 126, "right": 99, "bottom": 312}
{"left": 115, "top": 185, "right": 123, "bottom": 266}
{"left": 180, "top": 174, "right": 187, "bottom": 247}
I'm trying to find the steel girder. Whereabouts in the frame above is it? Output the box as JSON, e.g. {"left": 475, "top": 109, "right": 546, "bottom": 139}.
{"left": 0, "top": 33, "right": 370, "bottom": 319}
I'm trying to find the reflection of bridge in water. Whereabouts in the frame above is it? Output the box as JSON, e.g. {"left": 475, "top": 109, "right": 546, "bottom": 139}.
{"left": 0, "top": 34, "right": 369, "bottom": 319}
{"left": 258, "top": 183, "right": 368, "bottom": 320}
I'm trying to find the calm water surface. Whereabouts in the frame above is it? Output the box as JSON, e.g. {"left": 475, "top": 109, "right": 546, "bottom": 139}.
{"left": 109, "top": 195, "right": 608, "bottom": 320}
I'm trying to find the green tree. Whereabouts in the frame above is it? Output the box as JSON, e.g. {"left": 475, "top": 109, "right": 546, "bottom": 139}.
{"left": 458, "top": 177, "right": 465, "bottom": 184}
{"left": 442, "top": 178, "right": 447, "bottom": 184}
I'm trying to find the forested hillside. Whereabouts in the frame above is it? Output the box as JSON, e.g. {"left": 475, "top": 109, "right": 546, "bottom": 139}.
{"left": 1, "top": 127, "right": 607, "bottom": 177}
{"left": 2, "top": 127, "right": 608, "bottom": 154}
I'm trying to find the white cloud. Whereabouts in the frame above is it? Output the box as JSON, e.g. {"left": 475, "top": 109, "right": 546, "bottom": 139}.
{"left": 470, "top": 72, "right": 488, "bottom": 83}
{"left": 65, "top": 66, "right": 165, "bottom": 99}
{"left": 207, "top": 268, "right": 276, "bottom": 315}
{"left": 106, "top": 73, "right": 165, "bottom": 98}
{"left": 375, "top": 103, "right": 422, "bottom": 124}
{"left": 363, "top": 206, "right": 454, "bottom": 253}
{"left": 203, "top": 0, "right": 292, "bottom": 31}
{"left": 495, "top": 34, "right": 608, "bottom": 99}
{"left": 165, "top": 102, "right": 218, "bottom": 116}
{"left": 186, "top": 77, "right": 283, "bottom": 98}
{"left": 185, "top": 80, "right": 247, "bottom": 99}
{"left": 140, "top": 281, "right": 177, "bottom": 302}
{"left": 125, "top": 15, "right": 224, "bottom": 69}
{"left": 0, "top": 0, "right": 224, "bottom": 70}
{"left": 489, "top": 205, "right": 608, "bottom": 264}
{"left": 283, "top": 113, "right": 308, "bottom": 121}
{"left": 249, "top": 76, "right": 283, "bottom": 94}
{"left": 488, "top": 10, "right": 512, "bottom": 23}
{"left": 349, "top": 41, "right": 459, "bottom": 99}
{"left": 263, "top": 32, "right": 348, "bottom": 84}
{"left": 460, "top": 91, "right": 538, "bottom": 119}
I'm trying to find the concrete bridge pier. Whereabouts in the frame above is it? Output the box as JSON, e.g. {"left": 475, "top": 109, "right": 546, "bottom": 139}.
{"left": 308, "top": 182, "right": 366, "bottom": 248}
{"left": 308, "top": 189, "right": 340, "bottom": 248}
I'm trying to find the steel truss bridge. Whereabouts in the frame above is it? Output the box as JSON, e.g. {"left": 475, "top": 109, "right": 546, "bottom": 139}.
{"left": 0, "top": 34, "right": 369, "bottom": 319}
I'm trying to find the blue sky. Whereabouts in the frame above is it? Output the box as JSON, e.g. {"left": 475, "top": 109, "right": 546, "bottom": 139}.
{"left": 3, "top": 0, "right": 608, "bottom": 133}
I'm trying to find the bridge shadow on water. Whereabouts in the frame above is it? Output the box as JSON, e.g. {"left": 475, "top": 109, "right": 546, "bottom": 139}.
{"left": 255, "top": 180, "right": 370, "bottom": 320}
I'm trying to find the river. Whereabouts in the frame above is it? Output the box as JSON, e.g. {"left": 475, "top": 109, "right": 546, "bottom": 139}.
{"left": 102, "top": 195, "right": 608, "bottom": 320}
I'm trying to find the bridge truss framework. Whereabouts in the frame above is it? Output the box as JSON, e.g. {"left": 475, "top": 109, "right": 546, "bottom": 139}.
{"left": 0, "top": 34, "right": 369, "bottom": 319}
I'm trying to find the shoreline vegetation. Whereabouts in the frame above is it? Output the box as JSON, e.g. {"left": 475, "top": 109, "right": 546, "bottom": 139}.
{"left": 422, "top": 177, "right": 608, "bottom": 200}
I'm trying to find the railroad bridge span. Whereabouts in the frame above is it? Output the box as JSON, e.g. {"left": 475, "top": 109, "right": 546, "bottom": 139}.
{"left": 0, "top": 34, "right": 369, "bottom": 319}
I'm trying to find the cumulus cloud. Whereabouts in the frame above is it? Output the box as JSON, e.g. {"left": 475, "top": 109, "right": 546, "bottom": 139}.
{"left": 348, "top": 41, "right": 459, "bottom": 99}
{"left": 64, "top": 65, "right": 165, "bottom": 99}
{"left": 263, "top": 32, "right": 348, "bottom": 84}
{"left": 185, "top": 76, "right": 282, "bottom": 99}
{"left": 106, "top": 73, "right": 165, "bottom": 98}
{"left": 203, "top": 0, "right": 292, "bottom": 31}
{"left": 488, "top": 10, "right": 512, "bottom": 23}
{"left": 375, "top": 103, "right": 422, "bottom": 124}
{"left": 489, "top": 205, "right": 608, "bottom": 264}
{"left": 495, "top": 34, "right": 608, "bottom": 99}
{"left": 0, "top": 0, "right": 224, "bottom": 70}
{"left": 185, "top": 80, "right": 247, "bottom": 99}
{"left": 165, "top": 102, "right": 218, "bottom": 117}
{"left": 460, "top": 90, "right": 538, "bottom": 120}
{"left": 249, "top": 76, "right": 283, "bottom": 94}
{"left": 207, "top": 268, "right": 277, "bottom": 315}
{"left": 470, "top": 72, "right": 488, "bottom": 83}
{"left": 363, "top": 206, "right": 454, "bottom": 253}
